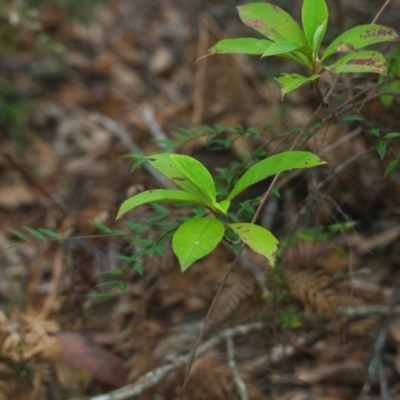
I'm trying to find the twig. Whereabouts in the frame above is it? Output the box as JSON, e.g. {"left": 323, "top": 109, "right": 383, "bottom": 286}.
{"left": 178, "top": 75, "right": 338, "bottom": 400}
{"left": 372, "top": 0, "right": 391, "bottom": 23}
{"left": 98, "top": 115, "right": 174, "bottom": 189}
{"left": 139, "top": 106, "right": 168, "bottom": 144}
{"left": 226, "top": 336, "right": 248, "bottom": 400}
{"left": 191, "top": 14, "right": 209, "bottom": 125}
{"left": 1, "top": 145, "right": 67, "bottom": 215}
{"left": 68, "top": 322, "right": 264, "bottom": 400}
{"left": 358, "top": 318, "right": 390, "bottom": 399}
{"left": 178, "top": 245, "right": 246, "bottom": 399}
{"left": 338, "top": 304, "right": 400, "bottom": 318}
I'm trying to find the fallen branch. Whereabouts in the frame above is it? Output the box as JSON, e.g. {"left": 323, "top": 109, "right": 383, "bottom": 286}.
{"left": 69, "top": 322, "right": 264, "bottom": 400}
{"left": 338, "top": 304, "right": 400, "bottom": 318}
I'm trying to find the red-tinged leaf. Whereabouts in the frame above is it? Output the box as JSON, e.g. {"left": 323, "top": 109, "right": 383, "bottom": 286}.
{"left": 325, "top": 51, "right": 387, "bottom": 75}
{"left": 237, "top": 3, "right": 307, "bottom": 46}
{"left": 322, "top": 24, "right": 400, "bottom": 60}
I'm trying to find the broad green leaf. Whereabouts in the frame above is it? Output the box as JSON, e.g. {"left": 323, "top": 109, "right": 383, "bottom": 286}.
{"left": 171, "top": 154, "right": 217, "bottom": 206}
{"left": 262, "top": 41, "right": 303, "bottom": 57}
{"left": 172, "top": 217, "right": 225, "bottom": 272}
{"left": 275, "top": 73, "right": 320, "bottom": 97}
{"left": 238, "top": 3, "right": 307, "bottom": 46}
{"left": 302, "top": 0, "right": 328, "bottom": 53}
{"left": 23, "top": 226, "right": 46, "bottom": 240}
{"left": 199, "top": 38, "right": 273, "bottom": 61}
{"left": 322, "top": 24, "right": 400, "bottom": 61}
{"left": 117, "top": 189, "right": 204, "bottom": 219}
{"left": 228, "top": 151, "right": 326, "bottom": 201}
{"left": 325, "top": 51, "right": 387, "bottom": 75}
{"left": 229, "top": 223, "right": 278, "bottom": 266}
{"left": 147, "top": 153, "right": 215, "bottom": 208}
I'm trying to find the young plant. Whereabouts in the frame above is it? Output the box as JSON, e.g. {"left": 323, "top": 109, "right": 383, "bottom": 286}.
{"left": 117, "top": 152, "right": 325, "bottom": 272}
{"left": 199, "top": 0, "right": 399, "bottom": 98}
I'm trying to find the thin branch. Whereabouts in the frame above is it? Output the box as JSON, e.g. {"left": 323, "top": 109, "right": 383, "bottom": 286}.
{"left": 69, "top": 322, "right": 264, "bottom": 400}
{"left": 372, "top": 0, "right": 391, "bottom": 23}
{"left": 226, "top": 336, "right": 249, "bottom": 400}
{"left": 98, "top": 115, "right": 174, "bottom": 189}
{"left": 338, "top": 304, "right": 400, "bottom": 318}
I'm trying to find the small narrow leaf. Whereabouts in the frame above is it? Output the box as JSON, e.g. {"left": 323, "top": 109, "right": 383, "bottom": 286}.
{"left": 23, "top": 226, "right": 46, "bottom": 240}
{"left": 377, "top": 140, "right": 387, "bottom": 159}
{"left": 229, "top": 223, "right": 278, "bottom": 266}
{"left": 313, "top": 20, "right": 328, "bottom": 55}
{"left": 325, "top": 51, "right": 387, "bottom": 75}
{"left": 216, "top": 200, "right": 230, "bottom": 214}
{"left": 275, "top": 73, "right": 320, "bottom": 97}
{"left": 117, "top": 189, "right": 204, "bottom": 219}
{"left": 199, "top": 38, "right": 273, "bottom": 61}
{"left": 173, "top": 217, "right": 225, "bottom": 272}
{"left": 302, "top": 0, "right": 328, "bottom": 52}
{"left": 238, "top": 3, "right": 307, "bottom": 46}
{"left": 262, "top": 41, "right": 303, "bottom": 57}
{"left": 322, "top": 24, "right": 400, "bottom": 60}
{"left": 8, "top": 229, "right": 28, "bottom": 242}
{"left": 384, "top": 132, "right": 400, "bottom": 139}
{"left": 228, "top": 151, "right": 326, "bottom": 201}
{"left": 37, "top": 228, "right": 62, "bottom": 239}
{"left": 385, "top": 159, "right": 400, "bottom": 177}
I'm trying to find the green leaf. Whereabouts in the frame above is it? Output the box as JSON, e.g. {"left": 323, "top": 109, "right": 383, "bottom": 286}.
{"left": 302, "top": 0, "right": 328, "bottom": 53}
{"left": 228, "top": 151, "right": 326, "bottom": 201}
{"left": 101, "top": 269, "right": 128, "bottom": 276}
{"left": 312, "top": 20, "right": 328, "bottom": 56}
{"left": 342, "top": 114, "right": 364, "bottom": 122}
{"left": 322, "top": 24, "right": 400, "bottom": 61}
{"left": 237, "top": 3, "right": 307, "bottom": 46}
{"left": 368, "top": 128, "right": 380, "bottom": 137}
{"left": 23, "top": 226, "right": 46, "bottom": 240}
{"left": 8, "top": 229, "right": 28, "bottom": 242}
{"left": 37, "top": 228, "right": 63, "bottom": 239}
{"left": 117, "top": 189, "right": 204, "bottom": 219}
{"left": 325, "top": 51, "right": 387, "bottom": 75}
{"left": 147, "top": 153, "right": 216, "bottom": 208}
{"left": 385, "top": 159, "right": 400, "bottom": 177}
{"left": 262, "top": 41, "right": 303, "bottom": 57}
{"left": 380, "top": 79, "right": 400, "bottom": 107}
{"left": 172, "top": 217, "right": 225, "bottom": 272}
{"left": 274, "top": 73, "right": 320, "bottom": 97}
{"left": 199, "top": 38, "right": 273, "bottom": 60}
{"left": 229, "top": 223, "right": 278, "bottom": 266}
{"left": 384, "top": 132, "right": 400, "bottom": 139}
{"left": 171, "top": 154, "right": 217, "bottom": 206}
{"left": 377, "top": 140, "right": 387, "bottom": 159}
{"left": 216, "top": 200, "right": 230, "bottom": 214}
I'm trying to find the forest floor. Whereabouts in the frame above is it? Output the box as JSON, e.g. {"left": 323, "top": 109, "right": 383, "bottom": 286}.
{"left": 2, "top": 0, "right": 400, "bottom": 399}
